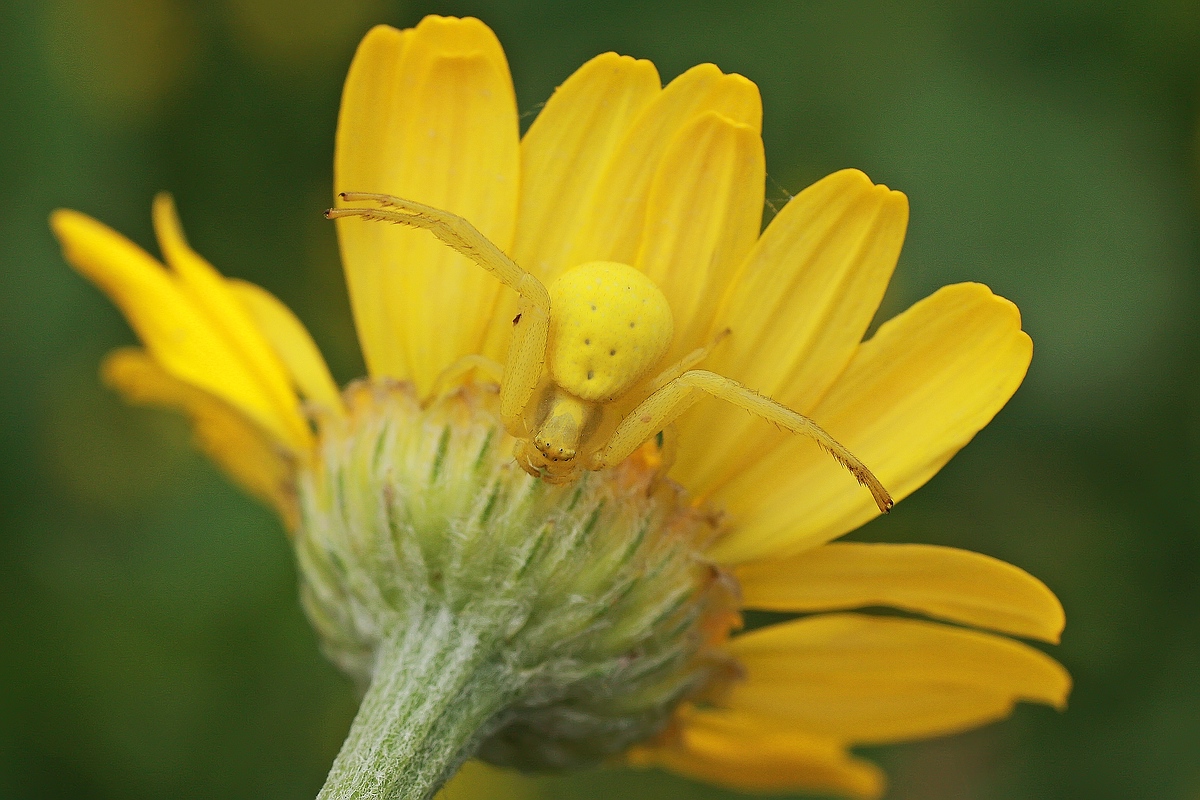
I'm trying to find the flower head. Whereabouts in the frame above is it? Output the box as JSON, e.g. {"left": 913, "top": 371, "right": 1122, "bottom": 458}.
{"left": 51, "top": 15, "right": 1069, "bottom": 800}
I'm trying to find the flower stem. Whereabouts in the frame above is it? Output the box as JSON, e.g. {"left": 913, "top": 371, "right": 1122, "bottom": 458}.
{"left": 316, "top": 606, "right": 514, "bottom": 800}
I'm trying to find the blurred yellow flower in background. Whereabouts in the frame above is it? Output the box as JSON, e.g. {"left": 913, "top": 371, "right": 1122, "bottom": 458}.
{"left": 51, "top": 14, "right": 1069, "bottom": 800}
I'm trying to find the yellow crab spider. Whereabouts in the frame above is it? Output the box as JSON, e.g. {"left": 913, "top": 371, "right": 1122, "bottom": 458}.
{"left": 327, "top": 193, "right": 893, "bottom": 513}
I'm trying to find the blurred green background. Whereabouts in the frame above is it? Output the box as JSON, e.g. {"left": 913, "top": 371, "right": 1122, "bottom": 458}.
{"left": 2, "top": 0, "right": 1198, "bottom": 798}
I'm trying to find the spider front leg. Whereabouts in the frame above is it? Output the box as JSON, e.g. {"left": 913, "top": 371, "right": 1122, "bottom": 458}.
{"left": 591, "top": 370, "right": 893, "bottom": 513}
{"left": 326, "top": 194, "right": 549, "bottom": 435}
{"left": 646, "top": 328, "right": 730, "bottom": 392}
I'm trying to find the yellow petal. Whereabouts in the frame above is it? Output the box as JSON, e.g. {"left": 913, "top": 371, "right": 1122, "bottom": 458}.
{"left": 227, "top": 279, "right": 345, "bottom": 418}
{"left": 635, "top": 111, "right": 765, "bottom": 360}
{"left": 334, "top": 18, "right": 519, "bottom": 391}
{"left": 673, "top": 169, "right": 907, "bottom": 494}
{"left": 736, "top": 543, "right": 1065, "bottom": 643}
{"left": 151, "top": 193, "right": 312, "bottom": 448}
{"left": 50, "top": 208, "right": 302, "bottom": 449}
{"left": 478, "top": 51, "right": 661, "bottom": 360}
{"left": 564, "top": 62, "right": 762, "bottom": 270}
{"left": 628, "top": 707, "right": 884, "bottom": 799}
{"left": 512, "top": 51, "right": 661, "bottom": 278}
{"left": 707, "top": 282, "right": 1032, "bottom": 564}
{"left": 332, "top": 23, "right": 409, "bottom": 387}
{"left": 102, "top": 348, "right": 298, "bottom": 529}
{"left": 723, "top": 613, "right": 1070, "bottom": 745}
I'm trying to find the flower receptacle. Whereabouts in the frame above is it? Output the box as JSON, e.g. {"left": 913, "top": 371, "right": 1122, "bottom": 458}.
{"left": 297, "top": 380, "right": 740, "bottom": 797}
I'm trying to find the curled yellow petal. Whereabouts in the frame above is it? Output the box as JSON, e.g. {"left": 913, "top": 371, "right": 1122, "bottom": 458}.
{"left": 723, "top": 613, "right": 1071, "bottom": 745}
{"left": 511, "top": 51, "right": 661, "bottom": 279}
{"left": 674, "top": 169, "right": 907, "bottom": 494}
{"left": 479, "top": 51, "right": 661, "bottom": 360}
{"left": 736, "top": 542, "right": 1066, "bottom": 643}
{"left": 227, "top": 279, "right": 345, "bottom": 418}
{"left": 334, "top": 18, "right": 519, "bottom": 392}
{"left": 628, "top": 707, "right": 884, "bottom": 799}
{"left": 102, "top": 348, "right": 298, "bottom": 529}
{"left": 635, "top": 110, "right": 765, "bottom": 362}
{"left": 708, "top": 282, "right": 1033, "bottom": 564}
{"left": 565, "top": 62, "right": 762, "bottom": 270}
{"left": 50, "top": 208, "right": 304, "bottom": 449}
{"left": 151, "top": 193, "right": 312, "bottom": 448}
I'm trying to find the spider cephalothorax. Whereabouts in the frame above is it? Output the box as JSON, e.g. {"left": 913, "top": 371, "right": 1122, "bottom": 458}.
{"left": 327, "top": 193, "right": 892, "bottom": 512}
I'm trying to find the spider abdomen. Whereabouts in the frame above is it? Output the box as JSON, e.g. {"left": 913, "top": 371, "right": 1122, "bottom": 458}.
{"left": 546, "top": 261, "right": 673, "bottom": 403}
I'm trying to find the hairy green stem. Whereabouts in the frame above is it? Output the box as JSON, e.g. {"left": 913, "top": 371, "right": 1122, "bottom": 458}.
{"left": 316, "top": 606, "right": 515, "bottom": 800}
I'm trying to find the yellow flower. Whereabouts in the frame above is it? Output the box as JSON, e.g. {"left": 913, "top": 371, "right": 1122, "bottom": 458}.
{"left": 50, "top": 15, "right": 1069, "bottom": 800}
